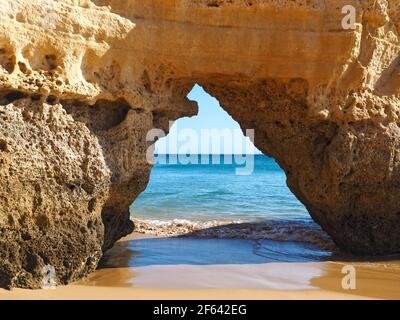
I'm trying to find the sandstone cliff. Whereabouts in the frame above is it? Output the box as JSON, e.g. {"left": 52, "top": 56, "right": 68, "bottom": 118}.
{"left": 0, "top": 0, "right": 399, "bottom": 288}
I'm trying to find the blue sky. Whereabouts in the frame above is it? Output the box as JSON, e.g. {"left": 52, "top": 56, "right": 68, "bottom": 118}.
{"left": 155, "top": 84, "right": 262, "bottom": 155}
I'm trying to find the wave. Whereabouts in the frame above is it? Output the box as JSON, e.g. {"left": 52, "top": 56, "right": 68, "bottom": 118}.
{"left": 132, "top": 218, "right": 336, "bottom": 251}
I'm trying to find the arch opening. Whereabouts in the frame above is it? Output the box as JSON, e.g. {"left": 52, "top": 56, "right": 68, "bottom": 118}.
{"left": 129, "top": 84, "right": 335, "bottom": 261}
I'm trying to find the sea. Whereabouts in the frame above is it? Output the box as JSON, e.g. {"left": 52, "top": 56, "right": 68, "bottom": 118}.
{"left": 129, "top": 154, "right": 336, "bottom": 261}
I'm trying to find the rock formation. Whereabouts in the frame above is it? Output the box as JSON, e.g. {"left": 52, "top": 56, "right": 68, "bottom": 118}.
{"left": 0, "top": 0, "right": 399, "bottom": 288}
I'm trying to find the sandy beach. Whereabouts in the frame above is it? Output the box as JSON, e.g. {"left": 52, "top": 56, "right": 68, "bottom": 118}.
{"left": 1, "top": 232, "right": 400, "bottom": 300}
{"left": 0, "top": 279, "right": 371, "bottom": 300}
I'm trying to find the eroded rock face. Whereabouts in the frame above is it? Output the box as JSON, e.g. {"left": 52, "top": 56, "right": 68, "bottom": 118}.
{"left": 0, "top": 97, "right": 110, "bottom": 288}
{"left": 0, "top": 0, "right": 399, "bottom": 287}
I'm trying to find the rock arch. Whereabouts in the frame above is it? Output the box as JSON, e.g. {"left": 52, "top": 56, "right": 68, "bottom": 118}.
{"left": 0, "top": 0, "right": 399, "bottom": 288}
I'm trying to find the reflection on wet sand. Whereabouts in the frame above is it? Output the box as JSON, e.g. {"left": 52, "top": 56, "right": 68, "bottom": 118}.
{"left": 78, "top": 237, "right": 139, "bottom": 288}
{"left": 76, "top": 233, "right": 400, "bottom": 299}
{"left": 80, "top": 268, "right": 137, "bottom": 288}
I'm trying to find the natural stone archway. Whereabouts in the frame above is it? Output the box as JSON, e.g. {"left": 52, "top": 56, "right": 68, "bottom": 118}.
{"left": 0, "top": 0, "right": 399, "bottom": 288}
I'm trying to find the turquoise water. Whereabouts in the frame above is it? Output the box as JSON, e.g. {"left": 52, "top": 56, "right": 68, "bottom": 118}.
{"left": 130, "top": 155, "right": 335, "bottom": 247}
{"left": 131, "top": 155, "right": 307, "bottom": 223}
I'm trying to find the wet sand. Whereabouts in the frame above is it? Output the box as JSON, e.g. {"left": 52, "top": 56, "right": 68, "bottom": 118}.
{"left": 0, "top": 284, "right": 370, "bottom": 300}
{"left": 0, "top": 262, "right": 393, "bottom": 300}
{"left": 1, "top": 233, "right": 400, "bottom": 300}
